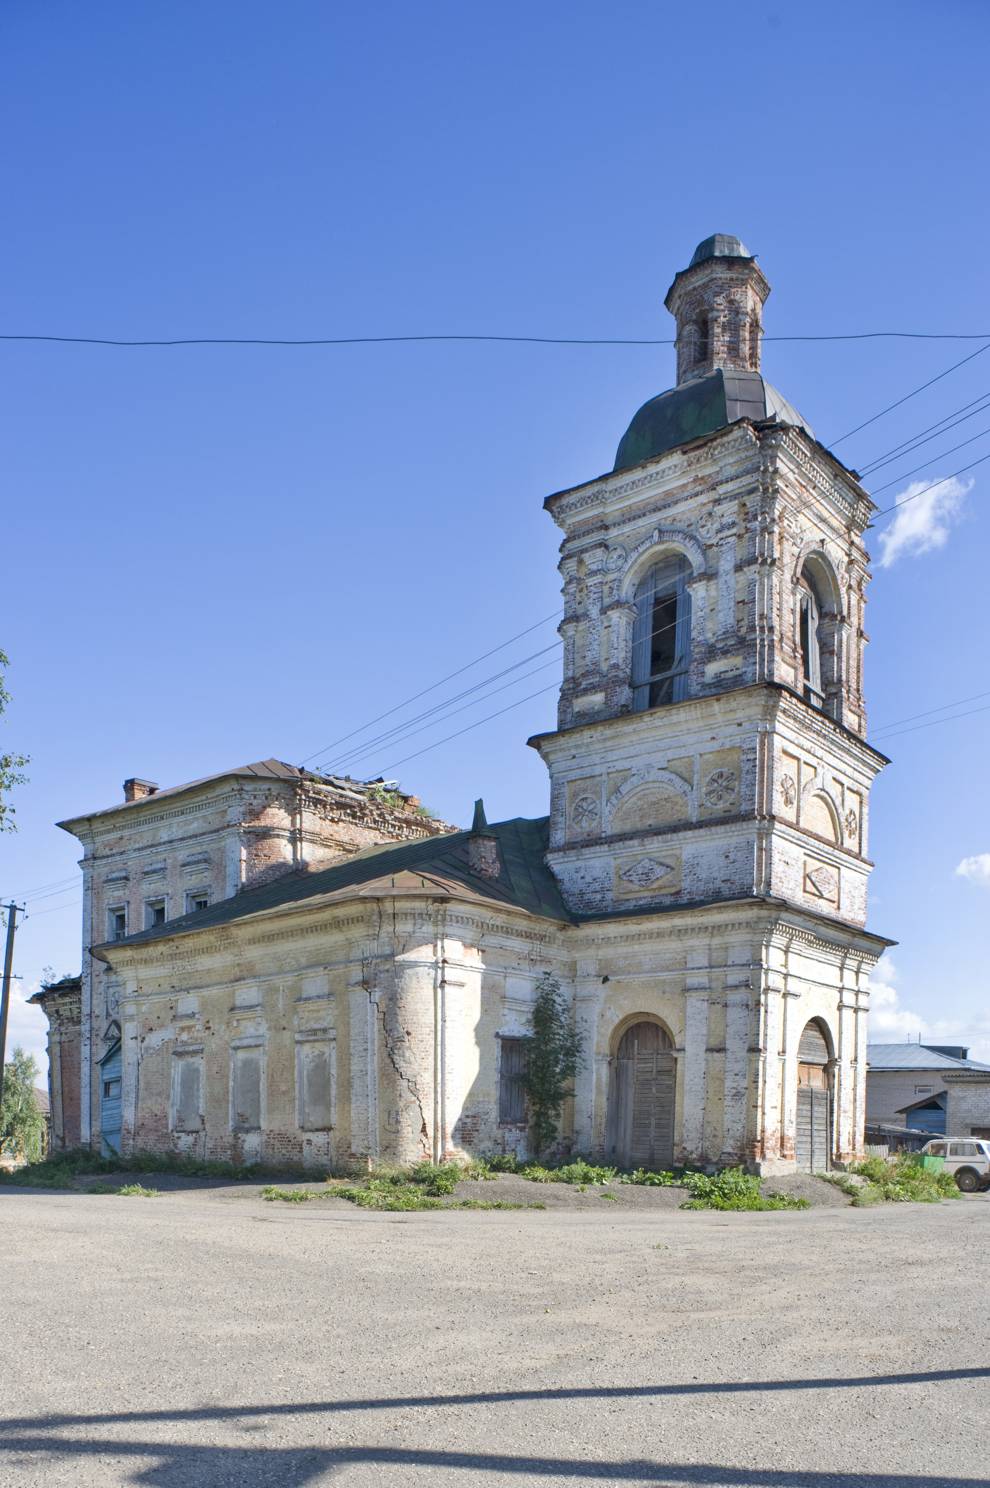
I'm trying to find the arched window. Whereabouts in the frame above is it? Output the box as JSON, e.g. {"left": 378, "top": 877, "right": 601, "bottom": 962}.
{"left": 797, "top": 573, "right": 823, "bottom": 707}
{"left": 631, "top": 554, "right": 692, "bottom": 710}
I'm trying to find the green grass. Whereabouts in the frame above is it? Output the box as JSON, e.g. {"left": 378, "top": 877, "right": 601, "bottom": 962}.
{"left": 620, "top": 1167, "right": 681, "bottom": 1186}
{"left": 0, "top": 1147, "right": 285, "bottom": 1189}
{"left": 85, "top": 1181, "right": 161, "bottom": 1197}
{"left": 261, "top": 1174, "right": 546, "bottom": 1212}
{"left": 678, "top": 1168, "right": 809, "bottom": 1212}
{"left": 836, "top": 1154, "right": 962, "bottom": 1206}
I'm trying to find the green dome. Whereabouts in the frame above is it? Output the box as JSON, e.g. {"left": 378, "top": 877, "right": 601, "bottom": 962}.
{"left": 614, "top": 369, "right": 814, "bottom": 473}
{"left": 688, "top": 233, "right": 753, "bottom": 267}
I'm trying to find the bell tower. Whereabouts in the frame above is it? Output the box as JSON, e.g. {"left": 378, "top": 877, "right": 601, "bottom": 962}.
{"left": 530, "top": 236, "right": 890, "bottom": 1170}
{"left": 666, "top": 233, "right": 770, "bottom": 383}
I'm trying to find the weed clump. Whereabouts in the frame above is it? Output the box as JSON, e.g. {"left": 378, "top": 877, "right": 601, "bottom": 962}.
{"left": 0, "top": 1147, "right": 282, "bottom": 1189}
{"left": 678, "top": 1167, "right": 809, "bottom": 1211}
{"left": 840, "top": 1154, "right": 962, "bottom": 1206}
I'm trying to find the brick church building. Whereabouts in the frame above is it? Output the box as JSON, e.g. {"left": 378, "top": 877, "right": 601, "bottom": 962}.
{"left": 38, "top": 236, "right": 890, "bottom": 1174}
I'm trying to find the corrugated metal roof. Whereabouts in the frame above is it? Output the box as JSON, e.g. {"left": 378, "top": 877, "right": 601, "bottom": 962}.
{"left": 867, "top": 1043, "right": 990, "bottom": 1072}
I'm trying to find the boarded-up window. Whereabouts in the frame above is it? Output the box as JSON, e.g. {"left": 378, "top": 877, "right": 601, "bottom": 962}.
{"left": 172, "top": 1054, "right": 203, "bottom": 1133}
{"left": 296, "top": 1038, "right": 334, "bottom": 1131}
{"left": 499, "top": 1038, "right": 528, "bottom": 1124}
{"left": 231, "top": 1046, "right": 262, "bottom": 1132}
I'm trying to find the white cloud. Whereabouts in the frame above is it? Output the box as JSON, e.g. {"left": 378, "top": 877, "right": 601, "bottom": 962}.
{"left": 868, "top": 955, "right": 990, "bottom": 1065}
{"left": 956, "top": 854, "right": 990, "bottom": 890}
{"left": 4, "top": 978, "right": 49, "bottom": 1083}
{"left": 876, "top": 475, "right": 971, "bottom": 568}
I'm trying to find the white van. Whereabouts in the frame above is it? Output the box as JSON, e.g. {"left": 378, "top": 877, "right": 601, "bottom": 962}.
{"left": 920, "top": 1139, "right": 990, "bottom": 1193}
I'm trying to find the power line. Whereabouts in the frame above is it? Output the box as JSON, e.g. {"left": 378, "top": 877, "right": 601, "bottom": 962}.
{"left": 379, "top": 682, "right": 560, "bottom": 774}
{"left": 299, "top": 608, "right": 562, "bottom": 767}
{"left": 858, "top": 391, "right": 990, "bottom": 476}
{"left": 328, "top": 654, "right": 562, "bottom": 773}
{"left": 870, "top": 688, "right": 990, "bottom": 738}
{"left": 831, "top": 341, "right": 990, "bottom": 447}
{"left": 870, "top": 451, "right": 990, "bottom": 521}
{"left": 341, "top": 600, "right": 703, "bottom": 776}
{"left": 321, "top": 641, "right": 562, "bottom": 773}
{"left": 24, "top": 898, "right": 82, "bottom": 919}
{"left": 870, "top": 700, "right": 990, "bottom": 745}
{"left": 867, "top": 425, "right": 990, "bottom": 497}
{"left": 5, "top": 330, "right": 990, "bottom": 351}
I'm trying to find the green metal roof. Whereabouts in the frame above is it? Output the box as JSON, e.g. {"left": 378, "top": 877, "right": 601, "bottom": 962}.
{"left": 98, "top": 816, "right": 574, "bottom": 953}
{"left": 613, "top": 368, "right": 815, "bottom": 472}
{"left": 688, "top": 234, "right": 753, "bottom": 267}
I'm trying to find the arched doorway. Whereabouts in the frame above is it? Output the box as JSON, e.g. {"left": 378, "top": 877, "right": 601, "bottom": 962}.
{"left": 796, "top": 1020, "right": 832, "bottom": 1171}
{"left": 606, "top": 1020, "right": 675, "bottom": 1170}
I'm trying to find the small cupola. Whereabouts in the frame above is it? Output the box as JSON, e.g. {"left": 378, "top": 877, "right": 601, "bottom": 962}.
{"left": 664, "top": 234, "right": 770, "bottom": 386}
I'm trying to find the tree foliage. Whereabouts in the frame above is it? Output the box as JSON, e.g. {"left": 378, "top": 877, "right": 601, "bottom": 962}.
{"left": 522, "top": 973, "right": 583, "bottom": 1156}
{"left": 1, "top": 1048, "right": 46, "bottom": 1163}
{"left": 0, "top": 648, "right": 29, "bottom": 833}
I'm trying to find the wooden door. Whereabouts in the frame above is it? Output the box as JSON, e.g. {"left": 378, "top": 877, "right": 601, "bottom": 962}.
{"left": 608, "top": 1022, "right": 675, "bottom": 1170}
{"left": 99, "top": 1040, "right": 123, "bottom": 1156}
{"left": 795, "top": 1021, "right": 831, "bottom": 1171}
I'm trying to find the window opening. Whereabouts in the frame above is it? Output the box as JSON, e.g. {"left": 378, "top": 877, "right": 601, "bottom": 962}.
{"left": 499, "top": 1037, "right": 528, "bottom": 1125}
{"left": 631, "top": 555, "right": 692, "bottom": 710}
{"left": 695, "top": 316, "right": 708, "bottom": 367}
{"left": 185, "top": 890, "right": 210, "bottom": 914}
{"left": 144, "top": 898, "right": 166, "bottom": 929}
{"left": 108, "top": 906, "right": 127, "bottom": 941}
{"left": 103, "top": 1078, "right": 121, "bottom": 1100}
{"left": 798, "top": 579, "right": 823, "bottom": 707}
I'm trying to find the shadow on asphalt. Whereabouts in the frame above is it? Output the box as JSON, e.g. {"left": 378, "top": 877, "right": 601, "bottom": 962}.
{"left": 3, "top": 1369, "right": 988, "bottom": 1484}
{"left": 0, "top": 1436, "right": 984, "bottom": 1486}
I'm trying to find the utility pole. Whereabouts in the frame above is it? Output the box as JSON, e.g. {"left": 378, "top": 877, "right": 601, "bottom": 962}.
{"left": 0, "top": 901, "right": 24, "bottom": 1112}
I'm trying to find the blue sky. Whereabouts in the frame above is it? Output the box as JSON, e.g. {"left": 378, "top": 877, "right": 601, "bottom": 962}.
{"left": 3, "top": 0, "right": 989, "bottom": 1071}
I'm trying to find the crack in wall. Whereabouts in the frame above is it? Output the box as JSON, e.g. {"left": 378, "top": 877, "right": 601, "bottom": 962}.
{"left": 362, "top": 904, "right": 430, "bottom": 1157}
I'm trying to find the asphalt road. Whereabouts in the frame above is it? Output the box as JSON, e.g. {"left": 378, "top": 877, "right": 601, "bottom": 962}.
{"left": 2, "top": 1184, "right": 988, "bottom": 1487}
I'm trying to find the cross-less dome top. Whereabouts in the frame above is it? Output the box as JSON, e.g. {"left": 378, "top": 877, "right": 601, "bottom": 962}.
{"left": 613, "top": 368, "right": 814, "bottom": 473}
{"left": 688, "top": 233, "right": 753, "bottom": 267}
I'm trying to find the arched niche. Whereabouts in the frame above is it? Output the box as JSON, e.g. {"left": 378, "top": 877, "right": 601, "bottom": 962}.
{"left": 607, "top": 769, "right": 693, "bottom": 836}
{"left": 803, "top": 790, "right": 841, "bottom": 845}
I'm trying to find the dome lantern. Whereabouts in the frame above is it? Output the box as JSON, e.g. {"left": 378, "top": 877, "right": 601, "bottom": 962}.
{"left": 665, "top": 233, "right": 770, "bottom": 386}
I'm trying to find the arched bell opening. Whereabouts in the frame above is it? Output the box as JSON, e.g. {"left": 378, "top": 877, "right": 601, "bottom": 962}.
{"left": 605, "top": 1018, "right": 676, "bottom": 1171}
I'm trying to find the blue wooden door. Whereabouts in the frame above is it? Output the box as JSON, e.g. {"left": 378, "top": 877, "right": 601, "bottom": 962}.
{"left": 100, "top": 1041, "right": 123, "bottom": 1155}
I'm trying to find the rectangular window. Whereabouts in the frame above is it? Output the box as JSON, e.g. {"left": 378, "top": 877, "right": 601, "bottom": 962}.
{"left": 171, "top": 1054, "right": 203, "bottom": 1133}
{"left": 231, "top": 1046, "right": 262, "bottom": 1132}
{"left": 296, "top": 1038, "right": 335, "bottom": 1131}
{"left": 107, "top": 906, "right": 127, "bottom": 941}
{"left": 185, "top": 890, "right": 210, "bottom": 914}
{"left": 144, "top": 898, "right": 166, "bottom": 929}
{"left": 499, "top": 1037, "right": 528, "bottom": 1125}
{"left": 103, "top": 1077, "right": 121, "bottom": 1100}
{"left": 914, "top": 1085, "right": 934, "bottom": 1095}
